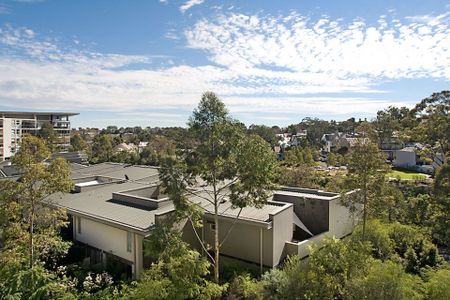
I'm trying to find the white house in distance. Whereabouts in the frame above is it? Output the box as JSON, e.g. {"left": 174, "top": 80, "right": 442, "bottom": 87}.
{"left": 32, "top": 162, "right": 359, "bottom": 279}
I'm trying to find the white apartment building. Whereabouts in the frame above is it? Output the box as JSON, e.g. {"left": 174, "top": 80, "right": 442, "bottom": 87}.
{"left": 0, "top": 111, "right": 78, "bottom": 161}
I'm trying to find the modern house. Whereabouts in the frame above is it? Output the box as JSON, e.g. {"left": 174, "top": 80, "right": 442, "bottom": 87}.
{"left": 39, "top": 162, "right": 359, "bottom": 279}
{"left": 0, "top": 111, "right": 78, "bottom": 161}
{"left": 393, "top": 143, "right": 444, "bottom": 174}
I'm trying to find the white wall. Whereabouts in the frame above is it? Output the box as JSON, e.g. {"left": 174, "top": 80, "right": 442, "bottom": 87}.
{"left": 74, "top": 216, "right": 135, "bottom": 263}
{"left": 328, "top": 199, "right": 357, "bottom": 238}
{"left": 271, "top": 206, "right": 294, "bottom": 266}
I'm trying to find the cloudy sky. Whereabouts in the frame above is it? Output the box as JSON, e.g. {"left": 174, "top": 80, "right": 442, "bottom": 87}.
{"left": 0, "top": 0, "right": 449, "bottom": 128}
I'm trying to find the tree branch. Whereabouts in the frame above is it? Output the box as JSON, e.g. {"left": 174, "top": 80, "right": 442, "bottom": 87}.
{"left": 219, "top": 207, "right": 243, "bottom": 248}
{"left": 187, "top": 215, "right": 215, "bottom": 263}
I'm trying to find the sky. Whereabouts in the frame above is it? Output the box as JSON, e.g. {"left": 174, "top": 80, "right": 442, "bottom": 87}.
{"left": 0, "top": 0, "right": 449, "bottom": 128}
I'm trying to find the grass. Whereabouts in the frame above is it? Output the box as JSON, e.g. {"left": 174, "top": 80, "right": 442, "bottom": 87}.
{"left": 386, "top": 169, "right": 427, "bottom": 180}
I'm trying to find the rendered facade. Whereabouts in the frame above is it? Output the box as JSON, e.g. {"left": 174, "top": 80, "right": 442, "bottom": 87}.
{"left": 0, "top": 111, "right": 78, "bottom": 161}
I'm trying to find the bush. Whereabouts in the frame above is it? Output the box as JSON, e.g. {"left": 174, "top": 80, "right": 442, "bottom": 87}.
{"left": 227, "top": 274, "right": 263, "bottom": 300}
{"left": 423, "top": 266, "right": 450, "bottom": 300}
{"left": 344, "top": 260, "right": 422, "bottom": 300}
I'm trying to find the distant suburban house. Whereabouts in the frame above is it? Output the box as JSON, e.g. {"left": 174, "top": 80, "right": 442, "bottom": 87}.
{"left": 393, "top": 143, "right": 444, "bottom": 173}
{"left": 276, "top": 130, "right": 308, "bottom": 149}
{"left": 113, "top": 143, "right": 138, "bottom": 154}
{"left": 321, "top": 133, "right": 350, "bottom": 153}
{"left": 2, "top": 162, "right": 360, "bottom": 279}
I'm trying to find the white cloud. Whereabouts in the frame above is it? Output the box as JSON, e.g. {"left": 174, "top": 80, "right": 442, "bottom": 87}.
{"left": 180, "top": 0, "right": 204, "bottom": 13}
{"left": 185, "top": 11, "right": 450, "bottom": 81}
{"left": 0, "top": 9, "right": 448, "bottom": 124}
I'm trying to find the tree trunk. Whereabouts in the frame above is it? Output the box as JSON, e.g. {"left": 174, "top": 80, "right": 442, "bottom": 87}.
{"left": 214, "top": 206, "right": 219, "bottom": 283}
{"left": 362, "top": 181, "right": 367, "bottom": 240}
{"left": 29, "top": 201, "right": 34, "bottom": 268}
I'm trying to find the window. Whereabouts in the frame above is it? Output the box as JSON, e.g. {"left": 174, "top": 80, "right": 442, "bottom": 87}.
{"left": 209, "top": 223, "right": 216, "bottom": 231}
{"left": 127, "top": 232, "right": 132, "bottom": 252}
{"left": 77, "top": 217, "right": 81, "bottom": 234}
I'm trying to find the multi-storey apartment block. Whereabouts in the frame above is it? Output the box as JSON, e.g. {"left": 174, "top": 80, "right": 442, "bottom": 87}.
{"left": 0, "top": 111, "right": 78, "bottom": 161}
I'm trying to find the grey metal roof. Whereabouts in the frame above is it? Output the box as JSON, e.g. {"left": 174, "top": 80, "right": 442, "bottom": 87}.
{"left": 188, "top": 190, "right": 291, "bottom": 223}
{"left": 71, "top": 163, "right": 159, "bottom": 183}
{"left": 46, "top": 181, "right": 159, "bottom": 232}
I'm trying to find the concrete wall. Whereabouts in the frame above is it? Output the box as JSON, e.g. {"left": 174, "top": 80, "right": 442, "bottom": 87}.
{"left": 183, "top": 217, "right": 274, "bottom": 268}
{"left": 328, "top": 199, "right": 356, "bottom": 238}
{"left": 283, "top": 198, "right": 357, "bottom": 259}
{"left": 284, "top": 231, "right": 330, "bottom": 258}
{"left": 273, "top": 194, "right": 329, "bottom": 235}
{"left": 270, "top": 206, "right": 294, "bottom": 266}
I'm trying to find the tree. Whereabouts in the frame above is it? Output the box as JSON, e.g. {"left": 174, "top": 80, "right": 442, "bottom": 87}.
{"left": 70, "top": 133, "right": 87, "bottom": 152}
{"left": 411, "top": 91, "right": 449, "bottom": 164}
{"left": 0, "top": 135, "right": 73, "bottom": 290}
{"left": 91, "top": 134, "right": 113, "bottom": 163}
{"left": 159, "top": 92, "right": 277, "bottom": 283}
{"left": 346, "top": 139, "right": 389, "bottom": 239}
{"left": 375, "top": 106, "right": 406, "bottom": 147}
{"left": 248, "top": 125, "right": 277, "bottom": 146}
{"left": 38, "top": 121, "right": 58, "bottom": 151}
{"left": 432, "top": 159, "right": 450, "bottom": 246}
{"left": 327, "top": 152, "right": 337, "bottom": 166}
{"left": 139, "top": 135, "right": 176, "bottom": 166}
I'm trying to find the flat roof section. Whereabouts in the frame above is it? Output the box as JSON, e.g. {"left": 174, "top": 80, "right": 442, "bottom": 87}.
{"left": 70, "top": 162, "right": 160, "bottom": 182}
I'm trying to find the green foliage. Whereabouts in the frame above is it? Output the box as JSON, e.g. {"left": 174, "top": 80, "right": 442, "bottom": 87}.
{"left": 38, "top": 122, "right": 58, "bottom": 152}
{"left": 327, "top": 152, "right": 337, "bottom": 166}
{"left": 276, "top": 166, "right": 321, "bottom": 189}
{"left": 248, "top": 124, "right": 277, "bottom": 145}
{"left": 70, "top": 133, "right": 88, "bottom": 152}
{"left": 0, "top": 136, "right": 74, "bottom": 297}
{"left": 227, "top": 274, "right": 264, "bottom": 300}
{"left": 423, "top": 266, "right": 450, "bottom": 300}
{"left": 432, "top": 160, "right": 450, "bottom": 246}
{"left": 91, "top": 134, "right": 113, "bottom": 163}
{"left": 0, "top": 265, "right": 77, "bottom": 300}
{"left": 284, "top": 147, "right": 316, "bottom": 166}
{"left": 411, "top": 90, "right": 449, "bottom": 157}
{"left": 344, "top": 260, "right": 422, "bottom": 300}
{"left": 261, "top": 238, "right": 372, "bottom": 300}
{"left": 353, "top": 220, "right": 440, "bottom": 273}
{"left": 139, "top": 135, "right": 176, "bottom": 166}
{"left": 346, "top": 139, "right": 389, "bottom": 237}
{"left": 4, "top": 136, "right": 74, "bottom": 268}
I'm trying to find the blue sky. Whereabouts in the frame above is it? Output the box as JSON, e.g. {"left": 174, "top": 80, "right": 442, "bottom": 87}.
{"left": 0, "top": 0, "right": 449, "bottom": 128}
